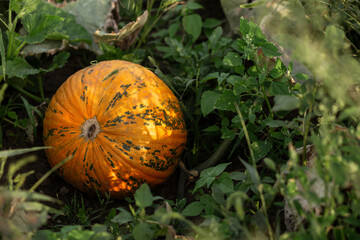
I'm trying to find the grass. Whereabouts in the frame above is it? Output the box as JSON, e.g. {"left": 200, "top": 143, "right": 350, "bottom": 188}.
{"left": 1, "top": 0, "right": 360, "bottom": 239}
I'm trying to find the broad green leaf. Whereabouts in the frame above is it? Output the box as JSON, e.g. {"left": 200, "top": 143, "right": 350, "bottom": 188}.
{"left": 201, "top": 163, "right": 231, "bottom": 178}
{"left": 111, "top": 208, "right": 133, "bottom": 225}
{"left": 168, "top": 22, "right": 180, "bottom": 37}
{"left": 230, "top": 171, "right": 246, "bottom": 181}
{"left": 192, "top": 176, "right": 212, "bottom": 193}
{"left": 272, "top": 95, "right": 300, "bottom": 111}
{"left": 200, "top": 72, "right": 219, "bottom": 83}
{"left": 185, "top": 2, "right": 204, "bottom": 10}
{"left": 203, "top": 18, "right": 222, "bottom": 28}
{"left": 202, "top": 125, "right": 220, "bottom": 132}
{"left": 223, "top": 52, "right": 242, "bottom": 67}
{"left": 216, "top": 173, "right": 234, "bottom": 194}
{"left": 215, "top": 89, "right": 240, "bottom": 112}
{"left": 260, "top": 42, "right": 281, "bottom": 57}
{"left": 0, "top": 57, "right": 39, "bottom": 79}
{"left": 217, "top": 72, "right": 230, "bottom": 85}
{"left": 208, "top": 27, "right": 223, "bottom": 49}
{"left": 134, "top": 183, "right": 153, "bottom": 208}
{"left": 201, "top": 91, "right": 221, "bottom": 116}
{"left": 227, "top": 75, "right": 242, "bottom": 86}
{"left": 182, "top": 201, "right": 204, "bottom": 217}
{"left": 20, "top": 14, "right": 64, "bottom": 44}
{"left": 182, "top": 14, "right": 203, "bottom": 42}
{"left": 239, "top": 17, "right": 250, "bottom": 36}
{"left": 269, "top": 82, "right": 289, "bottom": 95}
{"left": 35, "top": 1, "right": 92, "bottom": 44}
{"left": 133, "top": 222, "right": 154, "bottom": 240}
{"left": 252, "top": 141, "right": 272, "bottom": 162}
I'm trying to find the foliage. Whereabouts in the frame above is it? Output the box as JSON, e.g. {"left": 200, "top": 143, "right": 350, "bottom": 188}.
{"left": 1, "top": 0, "right": 360, "bottom": 239}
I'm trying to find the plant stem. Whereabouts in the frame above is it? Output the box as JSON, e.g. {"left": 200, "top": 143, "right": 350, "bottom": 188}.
{"left": 7, "top": 81, "right": 44, "bottom": 103}
{"left": 30, "top": 154, "right": 73, "bottom": 192}
{"left": 3, "top": 118, "right": 26, "bottom": 130}
{"left": 177, "top": 138, "right": 233, "bottom": 199}
{"left": 234, "top": 102, "right": 255, "bottom": 164}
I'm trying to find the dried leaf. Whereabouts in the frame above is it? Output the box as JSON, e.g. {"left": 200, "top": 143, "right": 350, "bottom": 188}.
{"left": 94, "top": 10, "right": 148, "bottom": 50}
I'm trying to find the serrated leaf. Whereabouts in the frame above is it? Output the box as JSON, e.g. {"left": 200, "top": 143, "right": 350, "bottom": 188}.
{"left": 20, "top": 14, "right": 64, "bottom": 44}
{"left": 269, "top": 82, "right": 289, "bottom": 95}
{"left": 272, "top": 95, "right": 300, "bottom": 112}
{"left": 239, "top": 17, "right": 250, "bottom": 36}
{"left": 260, "top": 42, "right": 281, "bottom": 57}
{"left": 215, "top": 89, "right": 240, "bottom": 112}
{"left": 201, "top": 91, "right": 221, "bottom": 116}
{"left": 182, "top": 201, "right": 204, "bottom": 217}
{"left": 183, "top": 14, "right": 203, "bottom": 42}
{"left": 134, "top": 184, "right": 153, "bottom": 208}
{"left": 35, "top": 1, "right": 92, "bottom": 44}
{"left": 0, "top": 57, "right": 39, "bottom": 79}
{"left": 223, "top": 52, "right": 242, "bottom": 67}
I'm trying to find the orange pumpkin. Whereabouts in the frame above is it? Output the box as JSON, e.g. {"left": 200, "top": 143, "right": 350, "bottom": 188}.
{"left": 43, "top": 60, "right": 187, "bottom": 198}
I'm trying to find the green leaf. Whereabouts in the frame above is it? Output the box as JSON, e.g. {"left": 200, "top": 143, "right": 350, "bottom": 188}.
{"left": 20, "top": 14, "right": 64, "bottom": 44}
{"left": 269, "top": 82, "right": 289, "bottom": 95}
{"left": 41, "top": 52, "right": 70, "bottom": 73}
{"left": 200, "top": 72, "right": 219, "bottom": 83}
{"left": 203, "top": 18, "right": 222, "bottom": 28}
{"left": 252, "top": 141, "right": 272, "bottom": 162}
{"left": 201, "top": 91, "right": 221, "bottom": 116}
{"left": 133, "top": 222, "right": 154, "bottom": 240}
{"left": 35, "top": 1, "right": 92, "bottom": 44}
{"left": 0, "top": 57, "right": 39, "bottom": 79}
{"left": 111, "top": 208, "right": 133, "bottom": 225}
{"left": 201, "top": 163, "right": 231, "bottom": 178}
{"left": 272, "top": 95, "right": 300, "bottom": 112}
{"left": 223, "top": 52, "right": 242, "bottom": 67}
{"left": 202, "top": 125, "right": 220, "bottom": 132}
{"left": 182, "top": 14, "right": 203, "bottom": 42}
{"left": 215, "top": 89, "right": 240, "bottom": 112}
{"left": 182, "top": 201, "right": 204, "bottom": 217}
{"left": 168, "top": 22, "right": 180, "bottom": 38}
{"left": 260, "top": 43, "right": 280, "bottom": 57}
{"left": 134, "top": 183, "right": 153, "bottom": 208}
{"left": 265, "top": 120, "right": 287, "bottom": 128}
{"left": 239, "top": 17, "right": 250, "bottom": 36}
{"left": 185, "top": 2, "right": 203, "bottom": 10}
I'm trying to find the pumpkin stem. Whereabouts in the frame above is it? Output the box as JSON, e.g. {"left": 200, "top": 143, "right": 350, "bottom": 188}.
{"left": 82, "top": 117, "right": 100, "bottom": 140}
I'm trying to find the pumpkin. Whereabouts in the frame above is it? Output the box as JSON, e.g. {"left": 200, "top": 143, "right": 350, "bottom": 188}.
{"left": 43, "top": 60, "right": 187, "bottom": 198}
